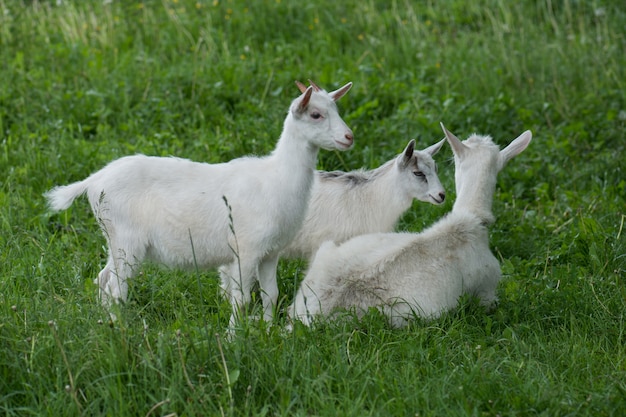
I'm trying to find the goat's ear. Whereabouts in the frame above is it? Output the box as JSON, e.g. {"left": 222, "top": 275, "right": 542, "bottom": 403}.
{"left": 297, "top": 86, "right": 313, "bottom": 113}
{"left": 329, "top": 82, "right": 353, "bottom": 102}
{"left": 440, "top": 122, "right": 467, "bottom": 157}
{"left": 295, "top": 80, "right": 307, "bottom": 94}
{"left": 308, "top": 79, "right": 322, "bottom": 92}
{"left": 423, "top": 138, "right": 445, "bottom": 156}
{"left": 401, "top": 139, "right": 416, "bottom": 167}
{"left": 499, "top": 130, "right": 532, "bottom": 167}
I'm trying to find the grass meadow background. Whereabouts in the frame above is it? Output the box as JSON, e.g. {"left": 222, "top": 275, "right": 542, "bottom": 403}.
{"left": 1, "top": 0, "right": 625, "bottom": 415}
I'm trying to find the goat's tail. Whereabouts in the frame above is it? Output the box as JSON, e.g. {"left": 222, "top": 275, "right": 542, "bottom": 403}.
{"left": 44, "top": 180, "right": 89, "bottom": 212}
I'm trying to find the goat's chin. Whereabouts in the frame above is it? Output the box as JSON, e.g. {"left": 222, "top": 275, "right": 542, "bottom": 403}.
{"left": 333, "top": 140, "right": 353, "bottom": 150}
{"left": 430, "top": 195, "right": 445, "bottom": 205}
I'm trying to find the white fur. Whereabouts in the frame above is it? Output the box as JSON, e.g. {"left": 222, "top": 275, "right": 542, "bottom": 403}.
{"left": 45, "top": 80, "right": 354, "bottom": 328}
{"left": 289, "top": 124, "right": 532, "bottom": 327}
{"left": 282, "top": 139, "right": 446, "bottom": 260}
{"left": 218, "top": 139, "right": 445, "bottom": 301}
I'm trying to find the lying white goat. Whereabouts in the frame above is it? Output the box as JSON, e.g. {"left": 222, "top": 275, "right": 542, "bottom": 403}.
{"left": 289, "top": 123, "right": 532, "bottom": 327}
{"left": 45, "top": 80, "right": 354, "bottom": 328}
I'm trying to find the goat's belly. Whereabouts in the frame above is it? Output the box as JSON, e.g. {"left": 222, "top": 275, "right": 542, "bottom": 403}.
{"left": 145, "top": 229, "right": 234, "bottom": 270}
{"left": 145, "top": 244, "right": 233, "bottom": 270}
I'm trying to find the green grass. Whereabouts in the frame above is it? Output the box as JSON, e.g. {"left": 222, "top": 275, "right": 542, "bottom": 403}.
{"left": 1, "top": 0, "right": 625, "bottom": 415}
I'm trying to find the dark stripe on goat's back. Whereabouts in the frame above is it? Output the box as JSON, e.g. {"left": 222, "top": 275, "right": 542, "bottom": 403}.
{"left": 317, "top": 170, "right": 371, "bottom": 186}
{"left": 317, "top": 160, "right": 394, "bottom": 187}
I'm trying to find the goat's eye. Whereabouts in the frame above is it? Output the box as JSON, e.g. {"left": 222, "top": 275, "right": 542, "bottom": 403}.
{"left": 413, "top": 171, "right": 426, "bottom": 180}
{"left": 311, "top": 112, "right": 322, "bottom": 120}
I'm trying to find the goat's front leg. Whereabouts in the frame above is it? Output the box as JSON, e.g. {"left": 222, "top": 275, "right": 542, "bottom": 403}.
{"left": 258, "top": 255, "right": 280, "bottom": 322}
{"left": 472, "top": 281, "right": 499, "bottom": 313}
{"left": 478, "top": 291, "right": 499, "bottom": 312}
{"left": 289, "top": 280, "right": 322, "bottom": 327}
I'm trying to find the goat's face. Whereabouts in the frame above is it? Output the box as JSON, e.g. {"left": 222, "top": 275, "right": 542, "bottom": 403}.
{"left": 397, "top": 139, "right": 446, "bottom": 205}
{"left": 291, "top": 81, "right": 354, "bottom": 151}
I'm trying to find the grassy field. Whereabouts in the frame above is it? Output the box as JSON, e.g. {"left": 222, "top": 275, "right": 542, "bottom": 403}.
{"left": 1, "top": 0, "right": 625, "bottom": 415}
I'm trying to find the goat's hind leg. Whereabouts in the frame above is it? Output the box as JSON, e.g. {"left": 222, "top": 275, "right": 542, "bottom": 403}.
{"left": 217, "top": 264, "right": 233, "bottom": 300}
{"left": 224, "top": 258, "right": 258, "bottom": 330}
{"left": 95, "top": 256, "right": 129, "bottom": 322}
{"left": 97, "top": 238, "right": 144, "bottom": 313}
{"left": 96, "top": 261, "right": 115, "bottom": 309}
{"left": 94, "top": 217, "right": 142, "bottom": 310}
{"left": 97, "top": 253, "right": 133, "bottom": 309}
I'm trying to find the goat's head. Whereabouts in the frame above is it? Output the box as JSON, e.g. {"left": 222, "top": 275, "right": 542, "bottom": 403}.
{"left": 440, "top": 123, "right": 532, "bottom": 218}
{"left": 440, "top": 123, "right": 532, "bottom": 175}
{"left": 290, "top": 80, "right": 354, "bottom": 151}
{"left": 397, "top": 139, "right": 446, "bottom": 205}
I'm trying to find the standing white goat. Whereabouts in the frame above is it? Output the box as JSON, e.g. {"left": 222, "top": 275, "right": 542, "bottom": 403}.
{"left": 45, "top": 80, "right": 354, "bottom": 328}
{"left": 289, "top": 123, "right": 532, "bottom": 327}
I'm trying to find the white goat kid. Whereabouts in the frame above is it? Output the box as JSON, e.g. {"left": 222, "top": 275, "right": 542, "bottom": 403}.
{"left": 45, "top": 80, "right": 354, "bottom": 327}
{"left": 289, "top": 123, "right": 532, "bottom": 327}
{"left": 282, "top": 138, "right": 446, "bottom": 260}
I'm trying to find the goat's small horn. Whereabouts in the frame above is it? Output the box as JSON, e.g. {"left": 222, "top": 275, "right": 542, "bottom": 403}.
{"left": 295, "top": 80, "right": 307, "bottom": 93}
{"left": 308, "top": 79, "right": 322, "bottom": 92}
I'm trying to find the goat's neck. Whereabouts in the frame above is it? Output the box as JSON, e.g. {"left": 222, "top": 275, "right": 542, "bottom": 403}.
{"left": 270, "top": 120, "right": 320, "bottom": 185}
{"left": 452, "top": 165, "right": 497, "bottom": 225}
{"left": 337, "top": 163, "right": 410, "bottom": 230}
{"left": 367, "top": 162, "right": 412, "bottom": 209}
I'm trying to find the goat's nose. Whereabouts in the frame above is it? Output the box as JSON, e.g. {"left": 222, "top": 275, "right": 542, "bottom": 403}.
{"left": 439, "top": 192, "right": 446, "bottom": 202}
{"left": 345, "top": 132, "right": 354, "bottom": 144}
